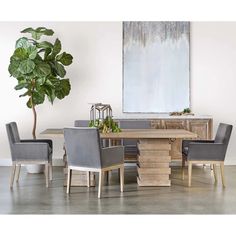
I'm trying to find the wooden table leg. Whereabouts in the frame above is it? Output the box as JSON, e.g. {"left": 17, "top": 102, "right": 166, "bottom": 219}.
{"left": 137, "top": 139, "right": 171, "bottom": 186}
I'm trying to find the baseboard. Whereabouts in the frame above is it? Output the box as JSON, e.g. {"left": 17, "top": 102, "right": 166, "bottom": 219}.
{"left": 0, "top": 159, "right": 11, "bottom": 166}
{"left": 0, "top": 158, "right": 235, "bottom": 166}
{"left": 0, "top": 158, "right": 64, "bottom": 166}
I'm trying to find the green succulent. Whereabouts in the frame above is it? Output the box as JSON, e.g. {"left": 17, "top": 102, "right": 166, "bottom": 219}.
{"left": 183, "top": 108, "right": 191, "bottom": 113}
{"left": 89, "top": 117, "right": 121, "bottom": 133}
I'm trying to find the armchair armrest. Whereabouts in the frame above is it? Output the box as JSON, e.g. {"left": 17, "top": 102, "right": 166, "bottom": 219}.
{"left": 12, "top": 142, "right": 51, "bottom": 161}
{"left": 182, "top": 139, "right": 214, "bottom": 149}
{"left": 101, "top": 146, "right": 124, "bottom": 167}
{"left": 188, "top": 143, "right": 226, "bottom": 161}
{"left": 21, "top": 139, "right": 53, "bottom": 149}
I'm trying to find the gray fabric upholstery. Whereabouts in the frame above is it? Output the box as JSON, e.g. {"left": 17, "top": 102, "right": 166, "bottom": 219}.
{"left": 74, "top": 120, "right": 108, "bottom": 147}
{"left": 118, "top": 120, "right": 151, "bottom": 156}
{"left": 182, "top": 140, "right": 214, "bottom": 156}
{"left": 21, "top": 139, "right": 53, "bottom": 150}
{"left": 182, "top": 123, "right": 233, "bottom": 161}
{"left": 64, "top": 127, "right": 124, "bottom": 169}
{"left": 6, "top": 122, "right": 52, "bottom": 162}
{"left": 74, "top": 120, "right": 89, "bottom": 127}
{"left": 101, "top": 146, "right": 124, "bottom": 168}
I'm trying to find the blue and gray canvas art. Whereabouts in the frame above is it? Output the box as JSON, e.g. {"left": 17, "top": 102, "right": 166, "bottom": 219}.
{"left": 123, "top": 22, "right": 190, "bottom": 113}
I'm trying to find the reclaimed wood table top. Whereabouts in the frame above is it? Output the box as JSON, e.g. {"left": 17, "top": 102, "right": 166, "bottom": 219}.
{"left": 40, "top": 128, "right": 197, "bottom": 139}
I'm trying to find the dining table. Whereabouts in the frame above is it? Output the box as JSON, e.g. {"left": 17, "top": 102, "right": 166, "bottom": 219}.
{"left": 40, "top": 128, "right": 197, "bottom": 186}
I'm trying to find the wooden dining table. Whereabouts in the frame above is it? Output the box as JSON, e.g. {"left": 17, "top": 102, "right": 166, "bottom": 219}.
{"left": 40, "top": 128, "right": 197, "bottom": 186}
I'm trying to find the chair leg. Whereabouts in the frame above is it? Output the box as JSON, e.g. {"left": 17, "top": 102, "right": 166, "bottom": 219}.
{"left": 213, "top": 164, "right": 218, "bottom": 183}
{"left": 119, "top": 166, "right": 124, "bottom": 193}
{"left": 66, "top": 168, "right": 72, "bottom": 194}
{"left": 45, "top": 163, "right": 49, "bottom": 188}
{"left": 49, "top": 162, "right": 53, "bottom": 181}
{"left": 16, "top": 164, "right": 21, "bottom": 182}
{"left": 87, "top": 171, "right": 90, "bottom": 187}
{"left": 188, "top": 162, "right": 192, "bottom": 187}
{"left": 220, "top": 162, "right": 226, "bottom": 187}
{"left": 105, "top": 171, "right": 109, "bottom": 184}
{"left": 182, "top": 156, "right": 185, "bottom": 180}
{"left": 98, "top": 171, "right": 104, "bottom": 199}
{"left": 10, "top": 163, "right": 16, "bottom": 188}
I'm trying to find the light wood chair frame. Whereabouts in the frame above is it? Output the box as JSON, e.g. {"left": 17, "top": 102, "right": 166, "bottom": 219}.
{"left": 10, "top": 160, "right": 53, "bottom": 188}
{"left": 182, "top": 159, "right": 225, "bottom": 187}
{"left": 66, "top": 164, "right": 124, "bottom": 198}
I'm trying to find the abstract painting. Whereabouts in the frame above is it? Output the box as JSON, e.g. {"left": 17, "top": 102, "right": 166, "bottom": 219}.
{"left": 123, "top": 21, "right": 190, "bottom": 113}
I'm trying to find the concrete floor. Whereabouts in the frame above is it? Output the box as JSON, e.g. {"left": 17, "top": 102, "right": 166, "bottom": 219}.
{"left": 1, "top": 165, "right": 236, "bottom": 214}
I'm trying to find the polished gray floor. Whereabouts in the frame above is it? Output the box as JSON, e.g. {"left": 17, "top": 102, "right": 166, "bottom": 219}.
{"left": 1, "top": 165, "right": 236, "bottom": 214}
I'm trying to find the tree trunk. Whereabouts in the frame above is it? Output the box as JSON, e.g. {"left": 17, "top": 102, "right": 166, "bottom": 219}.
{"left": 30, "top": 93, "right": 37, "bottom": 140}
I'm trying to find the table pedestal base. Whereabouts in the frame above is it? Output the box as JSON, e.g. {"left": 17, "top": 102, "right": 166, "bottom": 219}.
{"left": 137, "top": 139, "right": 171, "bottom": 186}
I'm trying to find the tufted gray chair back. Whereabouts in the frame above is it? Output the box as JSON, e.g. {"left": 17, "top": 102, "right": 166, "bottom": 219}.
{"left": 64, "top": 127, "right": 102, "bottom": 169}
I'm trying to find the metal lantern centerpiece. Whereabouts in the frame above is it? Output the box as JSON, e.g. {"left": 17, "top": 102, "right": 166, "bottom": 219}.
{"left": 90, "top": 103, "right": 112, "bottom": 122}
{"left": 89, "top": 103, "right": 121, "bottom": 133}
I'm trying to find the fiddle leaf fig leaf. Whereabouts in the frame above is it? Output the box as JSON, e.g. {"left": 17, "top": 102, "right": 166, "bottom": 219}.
{"left": 36, "top": 27, "right": 54, "bottom": 36}
{"left": 36, "top": 41, "right": 53, "bottom": 49}
{"left": 33, "top": 62, "right": 51, "bottom": 77}
{"left": 54, "top": 61, "right": 66, "bottom": 77}
{"left": 18, "top": 59, "right": 35, "bottom": 74}
{"left": 19, "top": 91, "right": 30, "bottom": 97}
{"left": 14, "top": 82, "right": 28, "bottom": 90}
{"left": 13, "top": 48, "right": 28, "bottom": 60}
{"left": 53, "top": 38, "right": 61, "bottom": 54}
{"left": 56, "top": 52, "right": 73, "bottom": 66}
{"left": 44, "top": 48, "right": 52, "bottom": 60}
{"left": 8, "top": 60, "right": 21, "bottom": 77}
{"left": 15, "top": 37, "right": 30, "bottom": 49}
{"left": 26, "top": 98, "right": 32, "bottom": 108}
{"left": 36, "top": 77, "right": 46, "bottom": 86}
{"left": 27, "top": 46, "right": 37, "bottom": 59}
{"left": 55, "top": 79, "right": 71, "bottom": 99}
{"left": 32, "top": 91, "right": 45, "bottom": 105}
{"left": 21, "top": 27, "right": 54, "bottom": 40}
{"left": 47, "top": 38, "right": 61, "bottom": 60}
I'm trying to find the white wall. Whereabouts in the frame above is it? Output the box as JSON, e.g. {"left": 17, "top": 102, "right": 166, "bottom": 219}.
{"left": 191, "top": 22, "right": 236, "bottom": 164}
{"left": 0, "top": 22, "right": 236, "bottom": 165}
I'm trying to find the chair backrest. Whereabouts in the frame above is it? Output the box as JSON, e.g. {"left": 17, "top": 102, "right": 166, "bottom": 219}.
{"left": 214, "top": 123, "right": 233, "bottom": 146}
{"left": 64, "top": 127, "right": 102, "bottom": 169}
{"left": 119, "top": 120, "right": 151, "bottom": 146}
{"left": 6, "top": 122, "right": 20, "bottom": 145}
{"left": 74, "top": 120, "right": 89, "bottom": 127}
{"left": 6, "top": 122, "right": 21, "bottom": 160}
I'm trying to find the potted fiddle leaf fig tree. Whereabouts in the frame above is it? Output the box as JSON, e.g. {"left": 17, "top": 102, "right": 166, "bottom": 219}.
{"left": 8, "top": 27, "right": 73, "bottom": 173}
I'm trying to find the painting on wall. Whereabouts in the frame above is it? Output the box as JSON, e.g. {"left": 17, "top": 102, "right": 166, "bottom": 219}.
{"left": 123, "top": 21, "right": 190, "bottom": 113}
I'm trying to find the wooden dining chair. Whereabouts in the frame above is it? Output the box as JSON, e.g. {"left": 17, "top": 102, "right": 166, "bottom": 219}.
{"left": 64, "top": 127, "right": 124, "bottom": 198}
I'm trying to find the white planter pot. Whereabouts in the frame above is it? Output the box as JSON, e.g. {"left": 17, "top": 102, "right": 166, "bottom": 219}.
{"left": 26, "top": 164, "right": 44, "bottom": 174}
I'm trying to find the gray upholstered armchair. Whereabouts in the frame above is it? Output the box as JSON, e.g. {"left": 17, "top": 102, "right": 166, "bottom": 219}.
{"left": 64, "top": 127, "right": 124, "bottom": 198}
{"left": 118, "top": 120, "right": 151, "bottom": 163}
{"left": 182, "top": 123, "right": 233, "bottom": 187}
{"left": 6, "top": 122, "right": 53, "bottom": 188}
